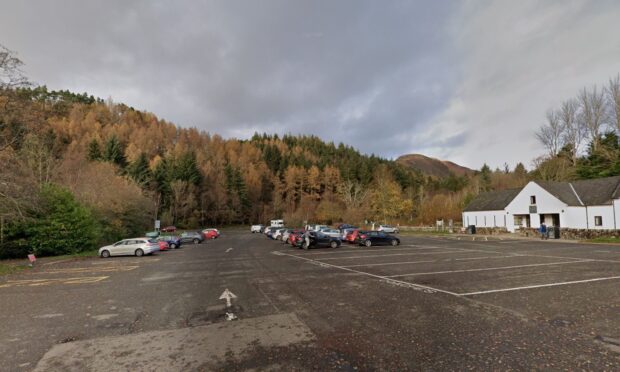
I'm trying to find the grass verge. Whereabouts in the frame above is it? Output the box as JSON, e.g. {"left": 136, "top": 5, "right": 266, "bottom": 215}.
{"left": 582, "top": 237, "right": 620, "bottom": 244}
{"left": 0, "top": 263, "right": 29, "bottom": 276}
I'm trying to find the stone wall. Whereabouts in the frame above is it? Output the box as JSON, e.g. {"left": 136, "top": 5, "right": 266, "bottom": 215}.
{"left": 516, "top": 227, "right": 620, "bottom": 240}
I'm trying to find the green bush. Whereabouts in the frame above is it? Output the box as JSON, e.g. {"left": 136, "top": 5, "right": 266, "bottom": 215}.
{"left": 27, "top": 184, "right": 100, "bottom": 256}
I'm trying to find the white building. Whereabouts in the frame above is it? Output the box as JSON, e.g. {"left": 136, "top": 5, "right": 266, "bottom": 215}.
{"left": 462, "top": 176, "right": 620, "bottom": 233}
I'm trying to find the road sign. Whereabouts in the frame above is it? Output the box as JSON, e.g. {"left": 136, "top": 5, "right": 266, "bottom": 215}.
{"left": 219, "top": 288, "right": 237, "bottom": 308}
{"left": 155, "top": 220, "right": 161, "bottom": 229}
{"left": 28, "top": 254, "right": 36, "bottom": 263}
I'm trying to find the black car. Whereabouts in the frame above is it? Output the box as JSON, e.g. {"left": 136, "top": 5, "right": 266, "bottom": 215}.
{"left": 337, "top": 223, "right": 357, "bottom": 231}
{"left": 357, "top": 231, "right": 400, "bottom": 247}
{"left": 295, "top": 231, "right": 341, "bottom": 249}
{"left": 179, "top": 231, "right": 204, "bottom": 244}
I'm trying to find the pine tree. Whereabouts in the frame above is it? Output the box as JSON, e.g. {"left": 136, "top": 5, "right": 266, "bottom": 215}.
{"left": 87, "top": 139, "right": 101, "bottom": 161}
{"left": 103, "top": 136, "right": 127, "bottom": 167}
{"left": 128, "top": 152, "right": 151, "bottom": 187}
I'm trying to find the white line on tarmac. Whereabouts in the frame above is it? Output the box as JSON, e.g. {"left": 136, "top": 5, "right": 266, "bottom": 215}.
{"left": 340, "top": 255, "right": 521, "bottom": 268}
{"left": 284, "top": 246, "right": 447, "bottom": 256}
{"left": 460, "top": 275, "right": 620, "bottom": 296}
{"left": 276, "top": 251, "right": 459, "bottom": 296}
{"left": 385, "top": 260, "right": 593, "bottom": 278}
{"left": 317, "top": 250, "right": 469, "bottom": 261}
{"left": 524, "top": 253, "right": 620, "bottom": 263}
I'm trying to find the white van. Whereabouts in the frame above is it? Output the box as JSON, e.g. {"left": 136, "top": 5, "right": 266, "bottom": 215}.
{"left": 270, "top": 219, "right": 284, "bottom": 227}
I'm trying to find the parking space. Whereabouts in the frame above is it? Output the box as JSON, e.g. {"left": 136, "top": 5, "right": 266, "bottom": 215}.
{"left": 274, "top": 236, "right": 620, "bottom": 299}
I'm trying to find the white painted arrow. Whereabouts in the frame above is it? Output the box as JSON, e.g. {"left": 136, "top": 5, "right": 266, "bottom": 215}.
{"left": 219, "top": 288, "right": 237, "bottom": 308}
{"left": 226, "top": 247, "right": 233, "bottom": 253}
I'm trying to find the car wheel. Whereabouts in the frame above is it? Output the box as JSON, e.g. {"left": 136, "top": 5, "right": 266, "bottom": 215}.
{"left": 391, "top": 239, "right": 398, "bottom": 246}
{"left": 101, "top": 250, "right": 110, "bottom": 258}
{"left": 170, "top": 243, "right": 177, "bottom": 249}
{"left": 364, "top": 240, "right": 372, "bottom": 247}
{"left": 135, "top": 249, "right": 144, "bottom": 257}
{"left": 330, "top": 241, "right": 338, "bottom": 249}
{"left": 193, "top": 238, "right": 200, "bottom": 244}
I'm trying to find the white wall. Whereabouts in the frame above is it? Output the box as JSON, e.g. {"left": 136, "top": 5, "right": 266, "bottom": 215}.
{"left": 585, "top": 205, "right": 616, "bottom": 230}
{"left": 506, "top": 182, "right": 567, "bottom": 230}
{"left": 462, "top": 210, "right": 509, "bottom": 229}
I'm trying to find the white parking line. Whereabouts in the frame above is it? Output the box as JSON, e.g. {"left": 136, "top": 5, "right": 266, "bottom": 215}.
{"left": 276, "top": 251, "right": 459, "bottom": 296}
{"left": 385, "top": 260, "right": 593, "bottom": 278}
{"left": 341, "top": 255, "right": 521, "bottom": 268}
{"left": 317, "top": 250, "right": 471, "bottom": 261}
{"left": 460, "top": 276, "right": 620, "bottom": 296}
{"left": 288, "top": 245, "right": 445, "bottom": 256}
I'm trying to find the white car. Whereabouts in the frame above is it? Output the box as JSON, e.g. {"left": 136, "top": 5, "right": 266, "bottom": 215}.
{"left": 99, "top": 238, "right": 159, "bottom": 258}
{"left": 273, "top": 228, "right": 287, "bottom": 240}
{"left": 320, "top": 228, "right": 342, "bottom": 239}
{"left": 251, "top": 224, "right": 264, "bottom": 233}
{"left": 378, "top": 225, "right": 399, "bottom": 234}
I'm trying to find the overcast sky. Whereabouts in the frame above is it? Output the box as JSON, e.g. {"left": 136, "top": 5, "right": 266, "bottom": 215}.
{"left": 2, "top": 0, "right": 620, "bottom": 169}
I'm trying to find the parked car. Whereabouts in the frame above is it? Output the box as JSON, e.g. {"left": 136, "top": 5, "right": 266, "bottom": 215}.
{"left": 160, "top": 226, "right": 176, "bottom": 232}
{"left": 202, "top": 228, "right": 220, "bottom": 239}
{"left": 356, "top": 231, "right": 400, "bottom": 247}
{"left": 273, "top": 228, "right": 287, "bottom": 240}
{"left": 288, "top": 230, "right": 304, "bottom": 246}
{"left": 337, "top": 224, "right": 357, "bottom": 231}
{"left": 179, "top": 232, "right": 204, "bottom": 244}
{"left": 251, "top": 224, "right": 264, "bottom": 233}
{"left": 158, "top": 240, "right": 170, "bottom": 251}
{"left": 345, "top": 229, "right": 365, "bottom": 243}
{"left": 281, "top": 229, "right": 294, "bottom": 243}
{"left": 306, "top": 224, "right": 329, "bottom": 232}
{"left": 320, "top": 228, "right": 342, "bottom": 239}
{"left": 157, "top": 235, "right": 182, "bottom": 249}
{"left": 295, "top": 231, "right": 341, "bottom": 249}
{"left": 341, "top": 228, "right": 356, "bottom": 240}
{"left": 378, "top": 225, "right": 399, "bottom": 234}
{"left": 283, "top": 229, "right": 304, "bottom": 244}
{"left": 264, "top": 227, "right": 275, "bottom": 239}
{"left": 99, "top": 238, "right": 160, "bottom": 258}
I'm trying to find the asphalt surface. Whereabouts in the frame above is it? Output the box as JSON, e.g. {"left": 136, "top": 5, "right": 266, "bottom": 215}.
{"left": 1, "top": 231, "right": 620, "bottom": 371}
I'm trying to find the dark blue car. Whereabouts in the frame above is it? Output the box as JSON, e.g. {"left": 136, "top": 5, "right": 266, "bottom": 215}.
{"left": 157, "top": 235, "right": 182, "bottom": 249}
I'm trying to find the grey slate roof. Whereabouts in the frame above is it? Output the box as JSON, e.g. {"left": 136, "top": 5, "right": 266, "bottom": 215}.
{"left": 463, "top": 188, "right": 521, "bottom": 212}
{"left": 464, "top": 176, "right": 620, "bottom": 212}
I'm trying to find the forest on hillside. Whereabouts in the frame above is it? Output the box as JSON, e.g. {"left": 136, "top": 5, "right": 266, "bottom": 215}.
{"left": 0, "top": 45, "right": 527, "bottom": 258}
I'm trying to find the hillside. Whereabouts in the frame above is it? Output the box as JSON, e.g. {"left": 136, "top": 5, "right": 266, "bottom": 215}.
{"left": 396, "top": 154, "right": 475, "bottom": 178}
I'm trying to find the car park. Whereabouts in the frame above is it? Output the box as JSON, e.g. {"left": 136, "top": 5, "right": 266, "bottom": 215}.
{"left": 295, "top": 231, "right": 341, "bottom": 249}
{"left": 356, "top": 231, "right": 400, "bottom": 247}
{"left": 157, "top": 235, "right": 182, "bottom": 249}
{"left": 378, "top": 225, "right": 399, "bottom": 233}
{"left": 202, "top": 228, "right": 220, "bottom": 239}
{"left": 99, "top": 238, "right": 160, "bottom": 258}
{"left": 251, "top": 224, "right": 264, "bottom": 233}
{"left": 179, "top": 231, "right": 204, "bottom": 244}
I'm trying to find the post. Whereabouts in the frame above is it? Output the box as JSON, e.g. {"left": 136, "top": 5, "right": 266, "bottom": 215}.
{"left": 0, "top": 215, "right": 4, "bottom": 244}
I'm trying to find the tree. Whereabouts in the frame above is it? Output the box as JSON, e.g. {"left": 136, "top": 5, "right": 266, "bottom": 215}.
{"left": 479, "top": 164, "right": 492, "bottom": 192}
{"left": 578, "top": 86, "right": 607, "bottom": 151}
{"left": 536, "top": 109, "right": 565, "bottom": 157}
{"left": 0, "top": 44, "right": 29, "bottom": 88}
{"left": 87, "top": 138, "right": 102, "bottom": 161}
{"left": 28, "top": 184, "right": 99, "bottom": 256}
{"left": 103, "top": 135, "right": 127, "bottom": 167}
{"left": 127, "top": 152, "right": 151, "bottom": 187}
{"left": 559, "top": 98, "right": 582, "bottom": 165}
{"left": 606, "top": 74, "right": 620, "bottom": 134}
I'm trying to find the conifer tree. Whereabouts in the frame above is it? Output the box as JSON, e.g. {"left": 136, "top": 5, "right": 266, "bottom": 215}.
{"left": 87, "top": 139, "right": 101, "bottom": 161}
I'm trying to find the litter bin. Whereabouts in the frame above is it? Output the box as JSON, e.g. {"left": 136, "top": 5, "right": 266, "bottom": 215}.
{"left": 467, "top": 225, "right": 476, "bottom": 234}
{"left": 549, "top": 226, "right": 560, "bottom": 239}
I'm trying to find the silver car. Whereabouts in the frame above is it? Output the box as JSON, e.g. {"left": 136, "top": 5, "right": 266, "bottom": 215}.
{"left": 378, "top": 225, "right": 399, "bottom": 234}
{"left": 320, "top": 228, "right": 342, "bottom": 239}
{"left": 99, "top": 238, "right": 159, "bottom": 258}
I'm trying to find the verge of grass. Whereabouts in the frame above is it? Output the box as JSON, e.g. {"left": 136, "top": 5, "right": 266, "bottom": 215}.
{"left": 582, "top": 236, "right": 620, "bottom": 244}
{"left": 398, "top": 230, "right": 453, "bottom": 236}
{"left": 0, "top": 263, "right": 29, "bottom": 276}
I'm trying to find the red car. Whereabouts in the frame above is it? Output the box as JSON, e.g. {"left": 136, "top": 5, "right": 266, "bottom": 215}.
{"left": 202, "top": 228, "right": 220, "bottom": 240}
{"left": 161, "top": 226, "right": 176, "bottom": 232}
{"left": 158, "top": 241, "right": 170, "bottom": 251}
{"left": 346, "top": 229, "right": 365, "bottom": 243}
{"left": 288, "top": 230, "right": 305, "bottom": 246}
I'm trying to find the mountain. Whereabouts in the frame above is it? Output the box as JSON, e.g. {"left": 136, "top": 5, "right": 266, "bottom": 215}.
{"left": 396, "top": 154, "right": 475, "bottom": 178}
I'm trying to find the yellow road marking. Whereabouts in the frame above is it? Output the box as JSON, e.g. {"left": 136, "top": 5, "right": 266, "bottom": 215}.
{"left": 0, "top": 276, "right": 109, "bottom": 288}
{"left": 90, "top": 258, "right": 160, "bottom": 265}
{"left": 43, "top": 266, "right": 138, "bottom": 274}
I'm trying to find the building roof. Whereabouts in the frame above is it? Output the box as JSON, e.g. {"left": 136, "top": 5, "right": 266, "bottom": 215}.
{"left": 463, "top": 188, "right": 521, "bottom": 212}
{"left": 535, "top": 176, "right": 620, "bottom": 206}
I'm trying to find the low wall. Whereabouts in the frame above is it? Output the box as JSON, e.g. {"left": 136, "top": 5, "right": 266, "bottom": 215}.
{"left": 516, "top": 227, "right": 620, "bottom": 240}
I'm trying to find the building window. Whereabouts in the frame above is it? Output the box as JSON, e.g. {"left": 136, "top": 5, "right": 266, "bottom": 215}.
{"left": 595, "top": 216, "right": 603, "bottom": 226}
{"left": 530, "top": 195, "right": 536, "bottom": 205}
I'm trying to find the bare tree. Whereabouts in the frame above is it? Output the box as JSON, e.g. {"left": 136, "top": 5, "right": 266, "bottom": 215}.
{"left": 536, "top": 109, "right": 565, "bottom": 157}
{"left": 559, "top": 98, "right": 582, "bottom": 165}
{"left": 606, "top": 74, "right": 620, "bottom": 134}
{"left": 337, "top": 179, "right": 369, "bottom": 209}
{"left": 0, "top": 44, "right": 29, "bottom": 89}
{"left": 578, "top": 86, "right": 607, "bottom": 151}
